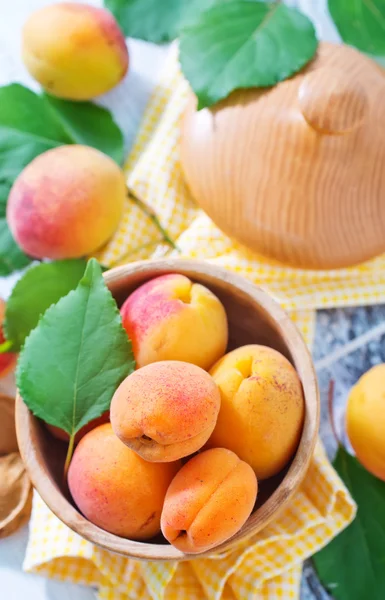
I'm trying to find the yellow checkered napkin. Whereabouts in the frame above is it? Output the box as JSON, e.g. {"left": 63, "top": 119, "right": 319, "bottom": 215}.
{"left": 23, "top": 45, "right": 369, "bottom": 598}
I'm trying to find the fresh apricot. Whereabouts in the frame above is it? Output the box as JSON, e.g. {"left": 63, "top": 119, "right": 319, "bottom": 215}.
{"left": 120, "top": 274, "right": 228, "bottom": 370}
{"left": 347, "top": 364, "right": 385, "bottom": 481}
{"left": 161, "top": 448, "right": 258, "bottom": 554}
{"left": 110, "top": 361, "right": 221, "bottom": 462}
{"left": 7, "top": 145, "right": 125, "bottom": 260}
{"left": 206, "top": 345, "right": 304, "bottom": 479}
{"left": 68, "top": 423, "right": 180, "bottom": 539}
{"left": 22, "top": 3, "right": 128, "bottom": 100}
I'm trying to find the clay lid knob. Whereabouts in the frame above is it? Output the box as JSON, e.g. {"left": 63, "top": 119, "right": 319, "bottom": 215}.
{"left": 298, "top": 67, "right": 369, "bottom": 134}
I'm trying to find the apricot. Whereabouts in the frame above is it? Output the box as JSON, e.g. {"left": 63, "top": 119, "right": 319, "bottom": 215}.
{"left": 68, "top": 423, "right": 180, "bottom": 539}
{"left": 46, "top": 411, "right": 110, "bottom": 444}
{"left": 0, "top": 299, "right": 16, "bottom": 378}
{"left": 346, "top": 364, "right": 385, "bottom": 481}
{"left": 22, "top": 3, "right": 128, "bottom": 100}
{"left": 206, "top": 345, "right": 304, "bottom": 479}
{"left": 111, "top": 361, "right": 221, "bottom": 462}
{"left": 7, "top": 145, "right": 125, "bottom": 260}
{"left": 120, "top": 274, "right": 228, "bottom": 370}
{"left": 161, "top": 448, "right": 257, "bottom": 553}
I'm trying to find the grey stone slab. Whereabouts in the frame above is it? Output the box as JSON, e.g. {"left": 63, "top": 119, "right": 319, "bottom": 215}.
{"left": 300, "top": 305, "right": 385, "bottom": 599}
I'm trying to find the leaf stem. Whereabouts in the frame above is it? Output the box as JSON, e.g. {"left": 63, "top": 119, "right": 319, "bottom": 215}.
{"left": 127, "top": 189, "right": 180, "bottom": 252}
{"left": 327, "top": 379, "right": 341, "bottom": 447}
{"left": 63, "top": 433, "right": 75, "bottom": 483}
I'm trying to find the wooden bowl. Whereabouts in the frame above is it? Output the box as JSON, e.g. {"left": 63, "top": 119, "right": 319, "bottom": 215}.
{"left": 16, "top": 259, "right": 319, "bottom": 560}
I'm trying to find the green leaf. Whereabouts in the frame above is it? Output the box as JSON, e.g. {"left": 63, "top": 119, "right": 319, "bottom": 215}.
{"left": 328, "top": 0, "right": 385, "bottom": 55}
{"left": 17, "top": 259, "right": 134, "bottom": 436}
{"left": 0, "top": 176, "right": 32, "bottom": 275}
{"left": 104, "top": 0, "right": 184, "bottom": 42}
{"left": 43, "top": 94, "right": 124, "bottom": 165}
{"left": 3, "top": 260, "right": 87, "bottom": 352}
{"left": 104, "top": 0, "right": 219, "bottom": 42}
{"left": 179, "top": 0, "right": 318, "bottom": 109}
{"left": 313, "top": 446, "right": 385, "bottom": 600}
{"left": 0, "top": 84, "right": 69, "bottom": 185}
{"left": 0, "top": 220, "right": 32, "bottom": 276}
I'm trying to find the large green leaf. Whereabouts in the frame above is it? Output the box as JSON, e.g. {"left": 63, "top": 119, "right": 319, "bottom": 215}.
{"left": 104, "top": 0, "right": 219, "bottom": 42}
{"left": 179, "top": 0, "right": 318, "bottom": 109}
{"left": 329, "top": 0, "right": 385, "bottom": 55}
{"left": 313, "top": 446, "right": 385, "bottom": 600}
{"left": 17, "top": 259, "right": 135, "bottom": 437}
{"left": 0, "top": 85, "right": 68, "bottom": 184}
{"left": 43, "top": 94, "right": 124, "bottom": 165}
{"left": 3, "top": 260, "right": 87, "bottom": 352}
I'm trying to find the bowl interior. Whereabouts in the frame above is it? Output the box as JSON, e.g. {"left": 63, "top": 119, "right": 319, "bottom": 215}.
{"left": 16, "top": 259, "right": 319, "bottom": 560}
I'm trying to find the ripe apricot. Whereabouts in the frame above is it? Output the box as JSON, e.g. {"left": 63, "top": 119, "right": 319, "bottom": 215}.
{"left": 22, "top": 3, "right": 128, "bottom": 100}
{"left": 347, "top": 364, "right": 385, "bottom": 481}
{"left": 111, "top": 361, "right": 221, "bottom": 462}
{"left": 120, "top": 274, "right": 228, "bottom": 370}
{"left": 206, "top": 345, "right": 304, "bottom": 479}
{"left": 7, "top": 145, "right": 125, "bottom": 260}
{"left": 68, "top": 423, "right": 180, "bottom": 539}
{"left": 161, "top": 448, "right": 258, "bottom": 553}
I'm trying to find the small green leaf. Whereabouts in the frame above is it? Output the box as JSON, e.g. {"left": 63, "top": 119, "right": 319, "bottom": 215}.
{"left": 17, "top": 259, "right": 134, "bottom": 436}
{"left": 3, "top": 260, "right": 87, "bottom": 352}
{"left": 104, "top": 0, "right": 219, "bottom": 42}
{"left": 43, "top": 95, "right": 124, "bottom": 165}
{"left": 313, "top": 446, "right": 385, "bottom": 600}
{"left": 179, "top": 0, "right": 318, "bottom": 109}
{"left": 329, "top": 0, "right": 385, "bottom": 55}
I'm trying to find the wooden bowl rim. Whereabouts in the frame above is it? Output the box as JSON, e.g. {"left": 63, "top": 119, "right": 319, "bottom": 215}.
{"left": 16, "top": 258, "right": 319, "bottom": 561}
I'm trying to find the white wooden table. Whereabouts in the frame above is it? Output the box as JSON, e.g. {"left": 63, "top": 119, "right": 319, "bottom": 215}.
{"left": 0, "top": 1, "right": 343, "bottom": 598}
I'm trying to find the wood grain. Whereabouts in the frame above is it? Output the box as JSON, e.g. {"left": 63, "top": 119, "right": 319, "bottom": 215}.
{"left": 16, "top": 259, "right": 319, "bottom": 560}
{"left": 181, "top": 42, "right": 385, "bottom": 269}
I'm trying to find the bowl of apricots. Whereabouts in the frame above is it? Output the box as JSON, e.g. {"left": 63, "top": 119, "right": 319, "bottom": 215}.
{"left": 16, "top": 259, "right": 319, "bottom": 560}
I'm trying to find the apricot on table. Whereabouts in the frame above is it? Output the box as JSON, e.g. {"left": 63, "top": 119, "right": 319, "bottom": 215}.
{"left": 0, "top": 299, "right": 16, "bottom": 378}
{"left": 68, "top": 423, "right": 180, "bottom": 539}
{"left": 7, "top": 145, "right": 125, "bottom": 260}
{"left": 22, "top": 3, "right": 128, "bottom": 100}
{"left": 161, "top": 447, "right": 258, "bottom": 554}
{"left": 46, "top": 411, "right": 110, "bottom": 444}
{"left": 206, "top": 344, "right": 305, "bottom": 479}
{"left": 111, "top": 361, "right": 221, "bottom": 462}
{"left": 120, "top": 273, "right": 228, "bottom": 370}
{"left": 346, "top": 364, "right": 385, "bottom": 481}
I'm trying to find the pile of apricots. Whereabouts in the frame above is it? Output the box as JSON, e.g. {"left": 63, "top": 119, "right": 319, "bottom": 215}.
{"left": 46, "top": 273, "right": 305, "bottom": 554}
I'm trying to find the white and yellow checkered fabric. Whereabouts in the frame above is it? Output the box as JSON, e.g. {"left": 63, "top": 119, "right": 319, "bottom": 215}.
{"left": 23, "top": 46, "right": 370, "bottom": 598}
